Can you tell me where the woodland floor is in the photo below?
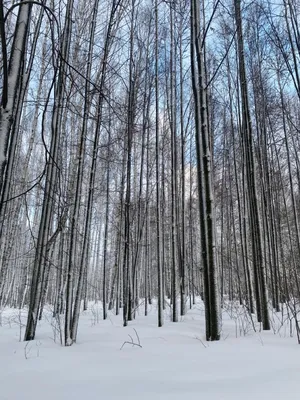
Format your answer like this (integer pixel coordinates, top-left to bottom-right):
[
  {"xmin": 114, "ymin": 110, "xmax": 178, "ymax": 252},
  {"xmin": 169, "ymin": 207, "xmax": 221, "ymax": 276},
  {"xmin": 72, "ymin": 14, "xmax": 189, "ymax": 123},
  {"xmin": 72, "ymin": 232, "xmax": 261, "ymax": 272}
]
[{"xmin": 0, "ymin": 300, "xmax": 299, "ymax": 400}]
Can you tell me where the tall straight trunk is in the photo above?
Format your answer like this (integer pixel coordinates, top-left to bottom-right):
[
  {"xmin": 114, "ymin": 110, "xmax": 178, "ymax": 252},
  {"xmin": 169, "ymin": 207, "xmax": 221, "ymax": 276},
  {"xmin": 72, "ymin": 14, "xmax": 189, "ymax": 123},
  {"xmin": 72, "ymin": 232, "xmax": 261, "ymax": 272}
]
[
  {"xmin": 102, "ymin": 114, "xmax": 111, "ymax": 321},
  {"xmin": 189, "ymin": 137, "xmax": 196, "ymax": 305},
  {"xmin": 123, "ymin": 0, "xmax": 136, "ymax": 326},
  {"xmin": 130, "ymin": 26, "xmax": 152, "ymax": 316},
  {"xmin": 191, "ymin": 0, "xmax": 220, "ymax": 341},
  {"xmin": 64, "ymin": 0, "xmax": 99, "ymax": 343},
  {"xmin": 234, "ymin": 0, "xmax": 270, "ymax": 330},
  {"xmin": 179, "ymin": 11, "xmax": 186, "ymax": 316},
  {"xmin": 116, "ymin": 144, "xmax": 127, "ymax": 316},
  {"xmin": 155, "ymin": 0, "xmax": 163, "ymax": 327},
  {"xmin": 144, "ymin": 121, "xmax": 151, "ymax": 317},
  {"xmin": 169, "ymin": 3, "xmax": 178, "ymax": 323}
]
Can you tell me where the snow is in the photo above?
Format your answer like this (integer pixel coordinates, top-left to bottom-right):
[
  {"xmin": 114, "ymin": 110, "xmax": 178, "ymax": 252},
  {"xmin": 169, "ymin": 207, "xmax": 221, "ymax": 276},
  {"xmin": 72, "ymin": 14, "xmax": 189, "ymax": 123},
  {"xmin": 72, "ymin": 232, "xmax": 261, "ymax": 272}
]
[{"xmin": 0, "ymin": 302, "xmax": 299, "ymax": 400}]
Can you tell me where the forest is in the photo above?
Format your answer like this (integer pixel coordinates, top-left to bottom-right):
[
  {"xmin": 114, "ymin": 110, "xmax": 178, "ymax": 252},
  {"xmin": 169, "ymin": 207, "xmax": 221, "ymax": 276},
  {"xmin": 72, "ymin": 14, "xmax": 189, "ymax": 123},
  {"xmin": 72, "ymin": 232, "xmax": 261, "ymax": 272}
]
[{"xmin": 0, "ymin": 0, "xmax": 300, "ymax": 351}]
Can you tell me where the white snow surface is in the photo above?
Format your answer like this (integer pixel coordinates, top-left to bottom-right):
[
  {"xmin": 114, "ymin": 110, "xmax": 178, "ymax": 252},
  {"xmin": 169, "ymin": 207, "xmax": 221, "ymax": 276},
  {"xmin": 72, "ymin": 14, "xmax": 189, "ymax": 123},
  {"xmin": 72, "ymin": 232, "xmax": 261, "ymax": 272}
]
[{"xmin": 0, "ymin": 302, "xmax": 299, "ymax": 400}]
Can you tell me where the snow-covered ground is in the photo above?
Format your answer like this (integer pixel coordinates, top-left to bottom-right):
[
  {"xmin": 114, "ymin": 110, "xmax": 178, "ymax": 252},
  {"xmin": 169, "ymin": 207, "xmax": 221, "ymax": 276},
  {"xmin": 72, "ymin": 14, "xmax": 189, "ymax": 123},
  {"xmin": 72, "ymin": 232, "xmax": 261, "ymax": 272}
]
[{"xmin": 0, "ymin": 301, "xmax": 299, "ymax": 400}]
